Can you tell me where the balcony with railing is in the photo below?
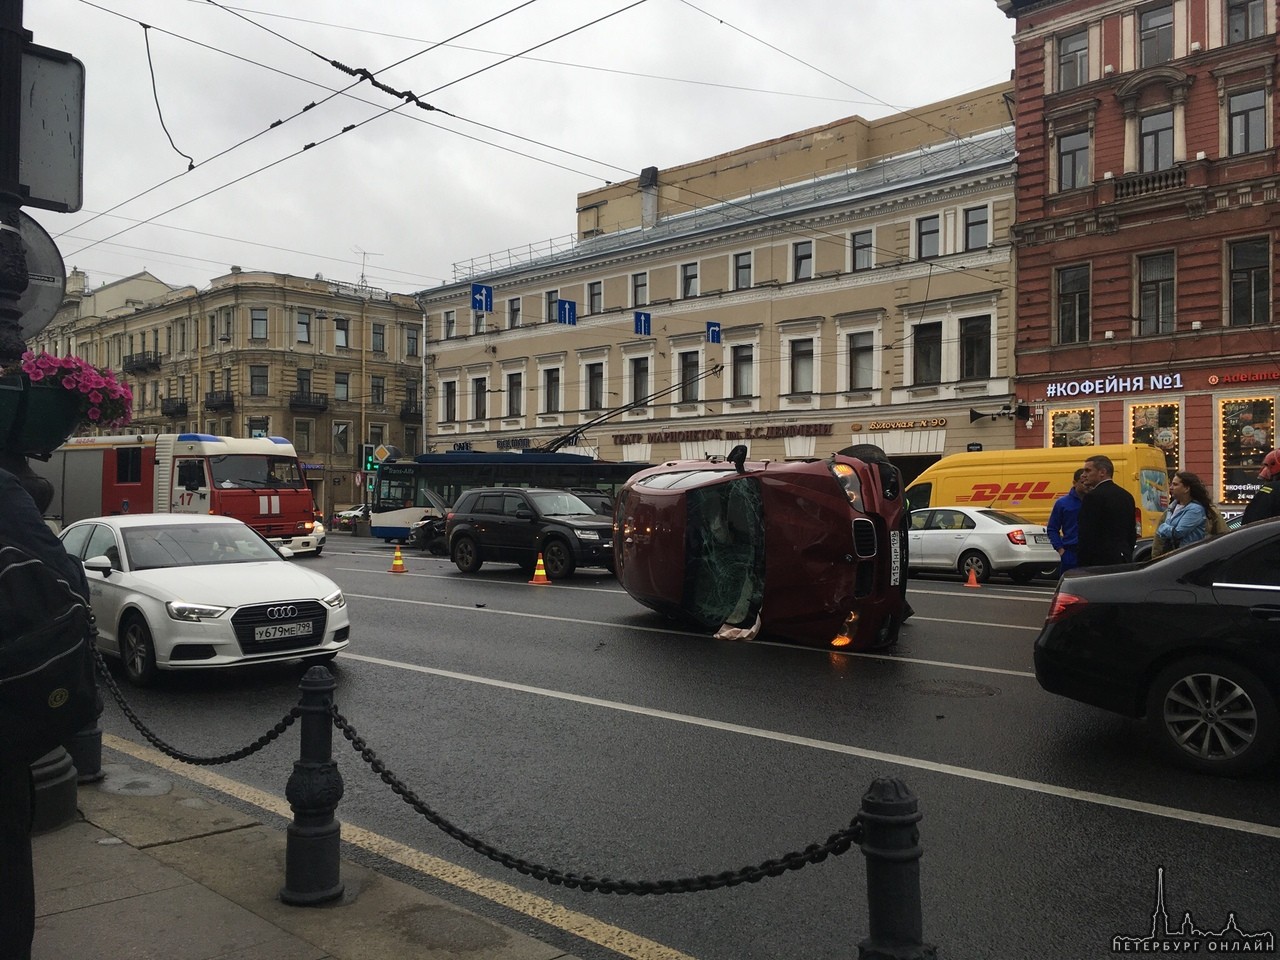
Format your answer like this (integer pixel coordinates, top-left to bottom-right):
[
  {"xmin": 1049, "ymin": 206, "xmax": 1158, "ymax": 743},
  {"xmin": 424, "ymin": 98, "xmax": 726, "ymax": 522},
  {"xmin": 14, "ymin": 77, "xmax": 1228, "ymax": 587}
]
[
  {"xmin": 122, "ymin": 351, "xmax": 162, "ymax": 373},
  {"xmin": 160, "ymin": 398, "xmax": 188, "ymax": 417},
  {"xmin": 289, "ymin": 391, "xmax": 329, "ymax": 412},
  {"xmin": 399, "ymin": 401, "xmax": 422, "ymax": 422},
  {"xmin": 1112, "ymin": 167, "xmax": 1187, "ymax": 200},
  {"xmin": 204, "ymin": 391, "xmax": 235, "ymax": 412}
]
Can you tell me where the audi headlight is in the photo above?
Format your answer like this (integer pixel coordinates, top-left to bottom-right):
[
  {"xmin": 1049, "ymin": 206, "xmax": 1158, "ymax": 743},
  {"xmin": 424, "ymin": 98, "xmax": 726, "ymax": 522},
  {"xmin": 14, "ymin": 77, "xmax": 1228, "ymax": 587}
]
[
  {"xmin": 574, "ymin": 529, "xmax": 600, "ymax": 540},
  {"xmin": 322, "ymin": 589, "xmax": 346, "ymax": 608},
  {"xmin": 166, "ymin": 601, "xmax": 229, "ymax": 622}
]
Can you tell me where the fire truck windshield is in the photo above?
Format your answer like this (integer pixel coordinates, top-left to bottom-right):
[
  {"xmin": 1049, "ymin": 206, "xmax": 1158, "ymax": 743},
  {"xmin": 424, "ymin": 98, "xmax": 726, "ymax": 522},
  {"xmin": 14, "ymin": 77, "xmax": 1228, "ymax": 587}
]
[{"xmin": 209, "ymin": 454, "xmax": 304, "ymax": 489}]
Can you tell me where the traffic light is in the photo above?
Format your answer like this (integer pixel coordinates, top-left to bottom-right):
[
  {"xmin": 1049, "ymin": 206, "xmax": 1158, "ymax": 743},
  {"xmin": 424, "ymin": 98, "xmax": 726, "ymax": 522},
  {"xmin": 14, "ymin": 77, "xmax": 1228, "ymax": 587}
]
[{"xmin": 362, "ymin": 443, "xmax": 377, "ymax": 472}]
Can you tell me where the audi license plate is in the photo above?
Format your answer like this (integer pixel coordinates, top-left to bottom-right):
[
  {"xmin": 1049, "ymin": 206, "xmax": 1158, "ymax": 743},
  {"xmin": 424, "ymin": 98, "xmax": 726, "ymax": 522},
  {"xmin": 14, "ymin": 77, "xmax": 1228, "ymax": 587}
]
[{"xmin": 254, "ymin": 621, "xmax": 313, "ymax": 641}]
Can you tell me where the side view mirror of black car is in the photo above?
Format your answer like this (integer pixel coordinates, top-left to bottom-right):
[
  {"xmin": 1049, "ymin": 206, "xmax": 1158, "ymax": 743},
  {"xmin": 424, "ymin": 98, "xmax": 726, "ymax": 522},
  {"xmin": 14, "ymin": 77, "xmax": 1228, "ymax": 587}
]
[{"xmin": 515, "ymin": 509, "xmax": 534, "ymax": 520}]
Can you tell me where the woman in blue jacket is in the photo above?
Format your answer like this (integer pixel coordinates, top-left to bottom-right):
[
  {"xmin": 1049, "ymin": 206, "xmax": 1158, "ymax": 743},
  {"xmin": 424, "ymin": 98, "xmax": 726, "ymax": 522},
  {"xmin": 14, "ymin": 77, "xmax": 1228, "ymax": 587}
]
[{"xmin": 1153, "ymin": 471, "xmax": 1213, "ymax": 557}]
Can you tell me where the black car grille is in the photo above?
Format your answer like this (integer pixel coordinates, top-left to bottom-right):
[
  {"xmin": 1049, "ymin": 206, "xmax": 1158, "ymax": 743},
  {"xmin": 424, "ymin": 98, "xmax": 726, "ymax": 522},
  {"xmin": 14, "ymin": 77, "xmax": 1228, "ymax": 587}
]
[
  {"xmin": 231, "ymin": 600, "xmax": 328, "ymax": 654},
  {"xmin": 852, "ymin": 517, "xmax": 878, "ymax": 559}
]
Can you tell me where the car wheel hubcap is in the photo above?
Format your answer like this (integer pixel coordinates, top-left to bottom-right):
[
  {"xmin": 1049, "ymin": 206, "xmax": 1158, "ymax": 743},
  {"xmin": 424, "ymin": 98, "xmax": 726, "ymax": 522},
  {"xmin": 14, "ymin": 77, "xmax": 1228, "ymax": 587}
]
[
  {"xmin": 125, "ymin": 628, "xmax": 148, "ymax": 676},
  {"xmin": 1163, "ymin": 672, "xmax": 1257, "ymax": 761}
]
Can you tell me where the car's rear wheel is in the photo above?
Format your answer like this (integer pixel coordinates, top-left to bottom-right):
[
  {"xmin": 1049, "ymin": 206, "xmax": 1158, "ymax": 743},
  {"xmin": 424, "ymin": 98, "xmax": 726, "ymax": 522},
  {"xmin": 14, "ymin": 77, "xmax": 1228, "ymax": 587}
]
[
  {"xmin": 120, "ymin": 613, "xmax": 159, "ymax": 687},
  {"xmin": 1146, "ymin": 656, "xmax": 1279, "ymax": 776},
  {"xmin": 312, "ymin": 546, "xmax": 324, "ymax": 557},
  {"xmin": 542, "ymin": 539, "xmax": 576, "ymax": 580},
  {"xmin": 957, "ymin": 550, "xmax": 991, "ymax": 584},
  {"xmin": 452, "ymin": 536, "xmax": 482, "ymax": 573}
]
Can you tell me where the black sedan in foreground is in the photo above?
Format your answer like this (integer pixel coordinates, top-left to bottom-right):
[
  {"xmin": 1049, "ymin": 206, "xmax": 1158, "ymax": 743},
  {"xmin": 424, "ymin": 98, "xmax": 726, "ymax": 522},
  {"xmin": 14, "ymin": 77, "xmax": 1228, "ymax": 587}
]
[{"xmin": 1035, "ymin": 518, "xmax": 1280, "ymax": 776}]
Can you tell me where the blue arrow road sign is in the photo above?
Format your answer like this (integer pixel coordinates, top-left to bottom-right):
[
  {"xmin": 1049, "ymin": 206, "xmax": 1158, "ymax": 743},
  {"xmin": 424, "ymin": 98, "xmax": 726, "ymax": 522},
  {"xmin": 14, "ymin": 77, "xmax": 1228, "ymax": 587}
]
[
  {"xmin": 634, "ymin": 311, "xmax": 651, "ymax": 336},
  {"xmin": 706, "ymin": 321, "xmax": 721, "ymax": 344},
  {"xmin": 471, "ymin": 283, "xmax": 493, "ymax": 313},
  {"xmin": 558, "ymin": 300, "xmax": 577, "ymax": 325}
]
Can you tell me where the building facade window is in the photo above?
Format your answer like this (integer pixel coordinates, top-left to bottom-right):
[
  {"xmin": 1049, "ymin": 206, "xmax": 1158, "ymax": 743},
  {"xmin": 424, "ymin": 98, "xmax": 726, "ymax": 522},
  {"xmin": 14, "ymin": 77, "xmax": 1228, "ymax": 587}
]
[
  {"xmin": 1221, "ymin": 397, "xmax": 1275, "ymax": 501},
  {"xmin": 793, "ymin": 240, "xmax": 813, "ymax": 280},
  {"xmin": 1058, "ymin": 30, "xmax": 1088, "ymax": 91},
  {"xmin": 1140, "ymin": 110, "xmax": 1174, "ymax": 172},
  {"xmin": 587, "ymin": 281, "xmax": 603, "ymax": 314},
  {"xmin": 371, "ymin": 323, "xmax": 385, "ymax": 352},
  {"xmin": 335, "ymin": 317, "xmax": 350, "ymax": 348},
  {"xmin": 296, "ymin": 369, "xmax": 312, "ymax": 394},
  {"xmin": 847, "ymin": 332, "xmax": 874, "ymax": 391},
  {"xmin": 1132, "ymin": 403, "xmax": 1180, "ymax": 473},
  {"xmin": 1137, "ymin": 253, "xmax": 1175, "ymax": 335},
  {"xmin": 250, "ymin": 308, "xmax": 268, "ymax": 340},
  {"xmin": 543, "ymin": 368, "xmax": 561, "ymax": 413},
  {"xmin": 333, "ymin": 421, "xmax": 350, "ymax": 455},
  {"xmin": 506, "ymin": 372, "xmax": 522, "ymax": 417},
  {"xmin": 471, "ymin": 377, "xmax": 486, "ymax": 420},
  {"xmin": 294, "ymin": 419, "xmax": 312, "ymax": 453},
  {"xmin": 681, "ymin": 263, "xmax": 699, "ymax": 298},
  {"xmin": 369, "ymin": 424, "xmax": 385, "ymax": 447},
  {"xmin": 1051, "ymin": 408, "xmax": 1095, "ymax": 448},
  {"xmin": 679, "ymin": 351, "xmax": 699, "ymax": 402},
  {"xmin": 545, "ymin": 290, "xmax": 559, "ymax": 322},
  {"xmin": 964, "ymin": 206, "xmax": 989, "ymax": 250},
  {"xmin": 916, "ymin": 215, "xmax": 940, "ymax": 259},
  {"xmin": 1228, "ymin": 0, "xmax": 1265, "ymax": 43},
  {"xmin": 851, "ymin": 230, "xmax": 873, "ymax": 271},
  {"xmin": 296, "ymin": 311, "xmax": 311, "ymax": 343},
  {"xmin": 507, "ymin": 297, "xmax": 522, "ymax": 328},
  {"xmin": 371, "ymin": 376, "xmax": 385, "ymax": 405},
  {"xmin": 334, "ymin": 372, "xmax": 349, "ymax": 401},
  {"xmin": 406, "ymin": 326, "xmax": 419, "ymax": 357},
  {"xmin": 731, "ymin": 345, "xmax": 753, "ymax": 398},
  {"xmin": 1229, "ymin": 238, "xmax": 1270, "ymax": 326},
  {"xmin": 442, "ymin": 381, "xmax": 457, "ymax": 422},
  {"xmin": 473, "ymin": 311, "xmax": 486, "ymax": 335},
  {"xmin": 959, "ymin": 316, "xmax": 991, "ymax": 380},
  {"xmin": 630, "ymin": 356, "xmax": 650, "ymax": 405},
  {"xmin": 1140, "ymin": 5, "xmax": 1173, "ymax": 67},
  {"xmin": 1228, "ymin": 88, "xmax": 1266, "ymax": 156},
  {"xmin": 789, "ymin": 338, "xmax": 813, "ymax": 394},
  {"xmin": 250, "ymin": 365, "xmax": 268, "ymax": 396},
  {"xmin": 1057, "ymin": 129, "xmax": 1091, "ymax": 191},
  {"xmin": 631, "ymin": 274, "xmax": 648, "ymax": 307},
  {"xmin": 404, "ymin": 427, "xmax": 418, "ymax": 455},
  {"xmin": 733, "ymin": 252, "xmax": 752, "ymax": 290},
  {"xmin": 1057, "ymin": 265, "xmax": 1091, "ymax": 344},
  {"xmin": 912, "ymin": 322, "xmax": 942, "ymax": 385},
  {"xmin": 586, "ymin": 363, "xmax": 604, "ymax": 410},
  {"xmin": 442, "ymin": 310, "xmax": 456, "ymax": 339}
]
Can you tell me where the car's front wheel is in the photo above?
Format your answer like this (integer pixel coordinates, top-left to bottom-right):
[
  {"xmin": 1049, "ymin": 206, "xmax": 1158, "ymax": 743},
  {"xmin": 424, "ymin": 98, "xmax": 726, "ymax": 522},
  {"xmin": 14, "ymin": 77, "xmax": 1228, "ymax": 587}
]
[
  {"xmin": 120, "ymin": 613, "xmax": 159, "ymax": 687},
  {"xmin": 1146, "ymin": 656, "xmax": 1279, "ymax": 776},
  {"xmin": 542, "ymin": 538, "xmax": 576, "ymax": 580},
  {"xmin": 452, "ymin": 536, "xmax": 482, "ymax": 573},
  {"xmin": 957, "ymin": 550, "xmax": 991, "ymax": 584}
]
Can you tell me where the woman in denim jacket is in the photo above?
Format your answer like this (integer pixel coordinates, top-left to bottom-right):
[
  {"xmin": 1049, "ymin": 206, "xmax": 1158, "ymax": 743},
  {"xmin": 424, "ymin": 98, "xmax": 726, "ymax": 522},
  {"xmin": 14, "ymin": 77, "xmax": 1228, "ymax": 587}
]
[{"xmin": 1153, "ymin": 472, "xmax": 1213, "ymax": 557}]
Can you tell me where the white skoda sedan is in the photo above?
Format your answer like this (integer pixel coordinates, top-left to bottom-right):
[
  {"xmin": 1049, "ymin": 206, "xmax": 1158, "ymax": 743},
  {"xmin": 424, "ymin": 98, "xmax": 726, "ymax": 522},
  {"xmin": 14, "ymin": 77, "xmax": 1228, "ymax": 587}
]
[
  {"xmin": 907, "ymin": 505, "xmax": 1060, "ymax": 584},
  {"xmin": 59, "ymin": 514, "xmax": 349, "ymax": 685}
]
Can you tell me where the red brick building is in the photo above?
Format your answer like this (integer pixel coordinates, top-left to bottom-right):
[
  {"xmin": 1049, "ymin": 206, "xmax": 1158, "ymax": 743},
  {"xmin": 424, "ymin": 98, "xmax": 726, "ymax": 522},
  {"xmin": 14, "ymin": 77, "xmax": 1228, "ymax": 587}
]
[{"xmin": 998, "ymin": 0, "xmax": 1280, "ymax": 507}]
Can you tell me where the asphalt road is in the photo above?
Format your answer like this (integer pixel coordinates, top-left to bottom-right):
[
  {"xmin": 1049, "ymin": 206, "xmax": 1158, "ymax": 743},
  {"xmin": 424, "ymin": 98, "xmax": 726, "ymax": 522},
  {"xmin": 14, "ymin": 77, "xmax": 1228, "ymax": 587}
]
[{"xmin": 99, "ymin": 535, "xmax": 1280, "ymax": 960}]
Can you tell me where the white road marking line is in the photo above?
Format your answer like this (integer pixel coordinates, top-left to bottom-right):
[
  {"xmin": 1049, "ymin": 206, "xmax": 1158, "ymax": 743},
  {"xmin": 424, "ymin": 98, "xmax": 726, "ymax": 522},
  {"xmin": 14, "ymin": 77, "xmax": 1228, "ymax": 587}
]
[
  {"xmin": 338, "ymin": 652, "xmax": 1280, "ymax": 841},
  {"xmin": 101, "ymin": 734, "xmax": 699, "ymax": 960}
]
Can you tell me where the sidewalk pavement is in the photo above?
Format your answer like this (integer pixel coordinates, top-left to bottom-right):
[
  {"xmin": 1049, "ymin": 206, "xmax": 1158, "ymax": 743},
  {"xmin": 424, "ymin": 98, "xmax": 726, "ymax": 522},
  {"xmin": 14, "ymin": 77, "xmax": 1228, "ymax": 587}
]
[{"xmin": 32, "ymin": 761, "xmax": 584, "ymax": 960}]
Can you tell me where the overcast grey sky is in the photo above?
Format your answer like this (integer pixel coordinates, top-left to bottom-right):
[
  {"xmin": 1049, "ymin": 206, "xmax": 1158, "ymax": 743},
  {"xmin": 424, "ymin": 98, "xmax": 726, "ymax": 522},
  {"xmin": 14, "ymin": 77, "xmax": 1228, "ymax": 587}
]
[{"xmin": 24, "ymin": 0, "xmax": 1015, "ymax": 296}]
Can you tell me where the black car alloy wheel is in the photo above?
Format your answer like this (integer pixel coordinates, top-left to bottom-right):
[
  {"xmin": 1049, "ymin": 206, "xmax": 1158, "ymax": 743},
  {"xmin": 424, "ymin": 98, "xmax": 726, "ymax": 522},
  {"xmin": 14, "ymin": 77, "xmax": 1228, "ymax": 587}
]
[{"xmin": 1147, "ymin": 656, "xmax": 1279, "ymax": 776}]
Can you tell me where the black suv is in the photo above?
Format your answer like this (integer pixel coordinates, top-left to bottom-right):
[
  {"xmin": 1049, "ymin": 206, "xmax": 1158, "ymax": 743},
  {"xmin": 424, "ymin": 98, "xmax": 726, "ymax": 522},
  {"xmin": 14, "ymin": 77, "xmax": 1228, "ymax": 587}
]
[{"xmin": 446, "ymin": 487, "xmax": 615, "ymax": 579}]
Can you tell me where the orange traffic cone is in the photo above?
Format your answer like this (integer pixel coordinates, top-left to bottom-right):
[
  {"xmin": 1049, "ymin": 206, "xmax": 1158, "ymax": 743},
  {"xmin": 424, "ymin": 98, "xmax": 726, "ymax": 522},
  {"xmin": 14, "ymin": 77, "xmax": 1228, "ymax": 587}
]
[
  {"xmin": 528, "ymin": 553, "xmax": 551, "ymax": 585},
  {"xmin": 963, "ymin": 566, "xmax": 980, "ymax": 589},
  {"xmin": 389, "ymin": 545, "xmax": 406, "ymax": 574}
]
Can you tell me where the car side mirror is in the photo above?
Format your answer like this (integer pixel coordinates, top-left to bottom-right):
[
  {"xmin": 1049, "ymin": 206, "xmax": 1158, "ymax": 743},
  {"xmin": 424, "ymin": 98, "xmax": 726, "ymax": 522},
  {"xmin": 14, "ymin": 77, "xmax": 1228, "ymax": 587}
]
[
  {"xmin": 84, "ymin": 555, "xmax": 114, "ymax": 575},
  {"xmin": 515, "ymin": 509, "xmax": 534, "ymax": 521}
]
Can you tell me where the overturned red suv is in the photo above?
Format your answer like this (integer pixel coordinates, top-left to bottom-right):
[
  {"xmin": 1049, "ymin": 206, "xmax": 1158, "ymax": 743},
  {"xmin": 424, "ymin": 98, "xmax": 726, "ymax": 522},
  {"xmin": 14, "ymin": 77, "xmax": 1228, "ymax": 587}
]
[{"xmin": 614, "ymin": 446, "xmax": 908, "ymax": 649}]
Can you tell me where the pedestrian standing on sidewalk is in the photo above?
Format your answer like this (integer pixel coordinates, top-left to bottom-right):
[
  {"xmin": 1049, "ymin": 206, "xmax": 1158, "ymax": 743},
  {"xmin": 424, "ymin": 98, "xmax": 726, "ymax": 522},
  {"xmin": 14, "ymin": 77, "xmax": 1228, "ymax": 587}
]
[
  {"xmin": 1047, "ymin": 469, "xmax": 1088, "ymax": 575},
  {"xmin": 1151, "ymin": 472, "xmax": 1211, "ymax": 557},
  {"xmin": 1076, "ymin": 454, "xmax": 1137, "ymax": 567},
  {"xmin": 0, "ymin": 461, "xmax": 93, "ymax": 960},
  {"xmin": 1241, "ymin": 449, "xmax": 1280, "ymax": 525}
]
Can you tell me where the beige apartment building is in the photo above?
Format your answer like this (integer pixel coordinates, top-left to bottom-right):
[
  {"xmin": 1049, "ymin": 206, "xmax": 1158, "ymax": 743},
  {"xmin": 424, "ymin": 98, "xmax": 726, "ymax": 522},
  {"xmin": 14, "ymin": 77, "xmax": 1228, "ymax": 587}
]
[
  {"xmin": 417, "ymin": 82, "xmax": 1020, "ymax": 481},
  {"xmin": 32, "ymin": 268, "xmax": 426, "ymax": 514}
]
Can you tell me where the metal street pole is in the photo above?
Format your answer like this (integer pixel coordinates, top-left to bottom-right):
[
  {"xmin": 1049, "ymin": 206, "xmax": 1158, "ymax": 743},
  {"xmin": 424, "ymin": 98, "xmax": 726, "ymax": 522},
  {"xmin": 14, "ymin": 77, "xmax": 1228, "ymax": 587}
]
[{"xmin": 0, "ymin": 0, "xmax": 30, "ymax": 364}]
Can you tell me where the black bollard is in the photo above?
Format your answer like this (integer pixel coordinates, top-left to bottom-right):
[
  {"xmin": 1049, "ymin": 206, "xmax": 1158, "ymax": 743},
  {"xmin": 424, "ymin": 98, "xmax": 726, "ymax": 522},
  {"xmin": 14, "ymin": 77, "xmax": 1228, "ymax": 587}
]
[
  {"xmin": 30, "ymin": 747, "xmax": 78, "ymax": 834},
  {"xmin": 280, "ymin": 665, "xmax": 345, "ymax": 905},
  {"xmin": 857, "ymin": 778, "xmax": 937, "ymax": 960}
]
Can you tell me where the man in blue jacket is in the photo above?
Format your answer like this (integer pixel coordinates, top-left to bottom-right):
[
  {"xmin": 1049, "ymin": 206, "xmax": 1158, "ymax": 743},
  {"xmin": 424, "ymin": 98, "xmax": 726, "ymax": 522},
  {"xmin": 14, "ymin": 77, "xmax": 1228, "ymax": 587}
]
[{"xmin": 1048, "ymin": 469, "xmax": 1088, "ymax": 575}]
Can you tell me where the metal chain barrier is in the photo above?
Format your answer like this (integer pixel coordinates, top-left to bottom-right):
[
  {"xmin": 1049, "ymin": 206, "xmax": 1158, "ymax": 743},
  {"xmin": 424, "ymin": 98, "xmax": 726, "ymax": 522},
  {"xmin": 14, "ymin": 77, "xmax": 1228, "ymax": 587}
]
[
  {"xmin": 330, "ymin": 705, "xmax": 864, "ymax": 895},
  {"xmin": 93, "ymin": 648, "xmax": 300, "ymax": 766}
]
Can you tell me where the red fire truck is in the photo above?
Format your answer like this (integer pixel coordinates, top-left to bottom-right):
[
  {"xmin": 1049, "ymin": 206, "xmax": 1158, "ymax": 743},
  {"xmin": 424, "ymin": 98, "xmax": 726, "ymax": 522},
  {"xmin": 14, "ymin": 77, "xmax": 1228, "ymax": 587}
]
[{"xmin": 33, "ymin": 433, "xmax": 323, "ymax": 555}]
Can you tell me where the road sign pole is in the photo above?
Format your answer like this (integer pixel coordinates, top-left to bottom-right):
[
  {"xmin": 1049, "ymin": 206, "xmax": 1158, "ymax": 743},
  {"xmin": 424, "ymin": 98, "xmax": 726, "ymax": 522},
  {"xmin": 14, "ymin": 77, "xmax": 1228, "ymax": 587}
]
[{"xmin": 0, "ymin": 0, "xmax": 29, "ymax": 362}]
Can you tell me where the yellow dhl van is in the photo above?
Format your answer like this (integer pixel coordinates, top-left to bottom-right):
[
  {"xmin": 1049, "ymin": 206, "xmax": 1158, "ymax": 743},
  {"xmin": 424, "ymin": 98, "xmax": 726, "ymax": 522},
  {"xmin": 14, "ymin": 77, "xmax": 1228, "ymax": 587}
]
[{"xmin": 904, "ymin": 444, "xmax": 1169, "ymax": 537}]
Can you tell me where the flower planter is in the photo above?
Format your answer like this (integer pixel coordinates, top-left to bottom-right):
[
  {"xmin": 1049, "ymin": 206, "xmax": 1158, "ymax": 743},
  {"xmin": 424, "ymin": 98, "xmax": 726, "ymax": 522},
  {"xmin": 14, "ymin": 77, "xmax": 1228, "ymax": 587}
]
[{"xmin": 0, "ymin": 375, "xmax": 84, "ymax": 457}]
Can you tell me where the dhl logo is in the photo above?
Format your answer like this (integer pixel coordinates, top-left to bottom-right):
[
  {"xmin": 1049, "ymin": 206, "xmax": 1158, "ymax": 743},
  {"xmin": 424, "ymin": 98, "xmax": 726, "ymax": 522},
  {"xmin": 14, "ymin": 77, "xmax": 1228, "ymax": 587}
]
[{"xmin": 957, "ymin": 481, "xmax": 1058, "ymax": 504}]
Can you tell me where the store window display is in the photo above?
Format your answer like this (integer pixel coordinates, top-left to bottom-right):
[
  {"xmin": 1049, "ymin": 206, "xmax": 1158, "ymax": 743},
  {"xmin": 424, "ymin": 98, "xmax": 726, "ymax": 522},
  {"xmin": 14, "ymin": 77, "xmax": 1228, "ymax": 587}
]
[
  {"xmin": 1221, "ymin": 397, "xmax": 1275, "ymax": 504},
  {"xmin": 1131, "ymin": 403, "xmax": 1179, "ymax": 473}
]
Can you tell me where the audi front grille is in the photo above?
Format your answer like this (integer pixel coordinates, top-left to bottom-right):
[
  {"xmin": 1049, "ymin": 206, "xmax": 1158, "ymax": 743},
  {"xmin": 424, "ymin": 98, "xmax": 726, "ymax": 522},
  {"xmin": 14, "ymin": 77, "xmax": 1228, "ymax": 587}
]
[{"xmin": 231, "ymin": 599, "xmax": 328, "ymax": 654}]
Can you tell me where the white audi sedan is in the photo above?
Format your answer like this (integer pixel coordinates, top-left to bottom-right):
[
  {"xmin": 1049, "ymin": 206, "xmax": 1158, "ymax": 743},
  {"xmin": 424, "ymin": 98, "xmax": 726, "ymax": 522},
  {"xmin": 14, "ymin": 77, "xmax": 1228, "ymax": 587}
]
[
  {"xmin": 58, "ymin": 514, "xmax": 349, "ymax": 685},
  {"xmin": 907, "ymin": 505, "xmax": 1060, "ymax": 584}
]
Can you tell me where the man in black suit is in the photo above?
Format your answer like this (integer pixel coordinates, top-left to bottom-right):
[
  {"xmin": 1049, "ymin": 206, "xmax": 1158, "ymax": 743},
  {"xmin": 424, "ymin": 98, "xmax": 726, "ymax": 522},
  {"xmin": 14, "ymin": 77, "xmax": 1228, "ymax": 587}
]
[{"xmin": 1076, "ymin": 454, "xmax": 1137, "ymax": 567}]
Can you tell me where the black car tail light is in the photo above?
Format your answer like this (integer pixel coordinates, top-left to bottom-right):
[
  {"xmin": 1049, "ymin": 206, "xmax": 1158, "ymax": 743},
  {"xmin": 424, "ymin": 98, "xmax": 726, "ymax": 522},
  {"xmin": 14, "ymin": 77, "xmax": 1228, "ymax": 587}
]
[{"xmin": 1046, "ymin": 591, "xmax": 1087, "ymax": 623}]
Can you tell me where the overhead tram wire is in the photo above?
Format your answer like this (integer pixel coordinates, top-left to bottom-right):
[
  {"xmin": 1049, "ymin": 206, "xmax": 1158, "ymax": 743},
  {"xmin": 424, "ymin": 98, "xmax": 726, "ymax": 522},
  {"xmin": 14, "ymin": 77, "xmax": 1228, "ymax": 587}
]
[{"xmin": 61, "ymin": 0, "xmax": 650, "ymax": 265}]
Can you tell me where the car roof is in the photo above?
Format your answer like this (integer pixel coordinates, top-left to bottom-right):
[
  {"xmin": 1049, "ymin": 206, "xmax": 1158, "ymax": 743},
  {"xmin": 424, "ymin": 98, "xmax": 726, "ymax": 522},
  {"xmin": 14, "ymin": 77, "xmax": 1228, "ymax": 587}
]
[
  {"xmin": 461, "ymin": 487, "xmax": 566, "ymax": 496},
  {"xmin": 68, "ymin": 514, "xmax": 248, "ymax": 529}
]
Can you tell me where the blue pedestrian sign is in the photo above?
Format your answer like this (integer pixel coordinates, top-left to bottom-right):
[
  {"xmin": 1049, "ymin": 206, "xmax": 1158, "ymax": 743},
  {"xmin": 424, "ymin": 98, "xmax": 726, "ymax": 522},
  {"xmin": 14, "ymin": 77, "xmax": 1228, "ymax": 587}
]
[
  {"xmin": 471, "ymin": 283, "xmax": 493, "ymax": 313},
  {"xmin": 634, "ymin": 311, "xmax": 651, "ymax": 336},
  {"xmin": 557, "ymin": 299, "xmax": 577, "ymax": 325},
  {"xmin": 706, "ymin": 321, "xmax": 721, "ymax": 344}
]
